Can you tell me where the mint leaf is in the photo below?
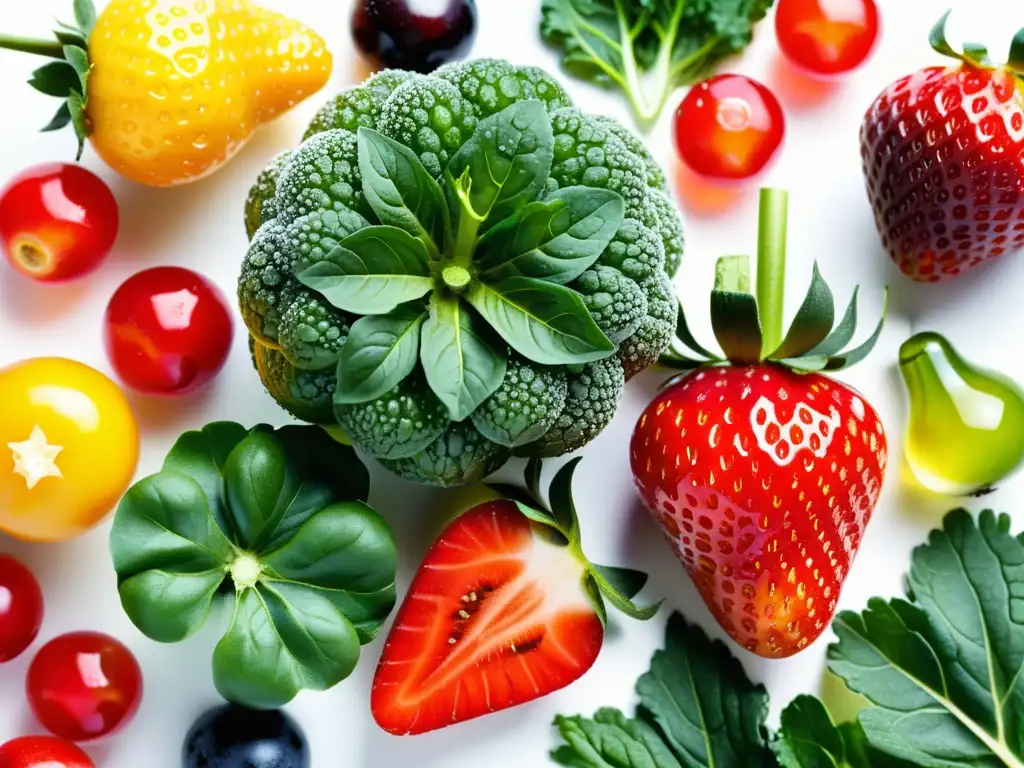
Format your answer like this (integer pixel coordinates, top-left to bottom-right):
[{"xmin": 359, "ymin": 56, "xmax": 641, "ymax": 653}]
[
  {"xmin": 296, "ymin": 226, "xmax": 432, "ymax": 315},
  {"xmin": 476, "ymin": 187, "xmax": 625, "ymax": 285},
  {"xmin": 358, "ymin": 127, "xmax": 450, "ymax": 257},
  {"xmin": 335, "ymin": 306, "xmax": 426, "ymax": 405},
  {"xmin": 466, "ymin": 276, "xmax": 615, "ymax": 365},
  {"xmin": 419, "ymin": 297, "xmax": 507, "ymax": 421},
  {"xmin": 552, "ymin": 709, "xmax": 682, "ymax": 767},
  {"xmin": 827, "ymin": 509, "xmax": 1024, "ymax": 768}
]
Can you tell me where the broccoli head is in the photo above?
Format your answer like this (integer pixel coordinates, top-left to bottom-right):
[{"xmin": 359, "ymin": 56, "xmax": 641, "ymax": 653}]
[
  {"xmin": 238, "ymin": 62, "xmax": 684, "ymax": 487},
  {"xmin": 245, "ymin": 150, "xmax": 291, "ymax": 240}
]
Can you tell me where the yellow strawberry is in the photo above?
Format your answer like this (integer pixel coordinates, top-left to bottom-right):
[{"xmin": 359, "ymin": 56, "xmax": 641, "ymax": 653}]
[{"xmin": 0, "ymin": 0, "xmax": 332, "ymax": 186}]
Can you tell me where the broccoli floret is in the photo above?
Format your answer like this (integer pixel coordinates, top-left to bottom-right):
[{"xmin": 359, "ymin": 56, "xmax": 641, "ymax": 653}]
[
  {"xmin": 304, "ymin": 70, "xmax": 415, "ymax": 140},
  {"xmin": 573, "ymin": 265, "xmax": 647, "ymax": 344},
  {"xmin": 286, "ymin": 208, "xmax": 371, "ymax": 269},
  {"xmin": 278, "ymin": 295, "xmax": 349, "ymax": 370},
  {"xmin": 378, "ymin": 77, "xmax": 479, "ymax": 177},
  {"xmin": 471, "ymin": 358, "xmax": 568, "ymax": 447},
  {"xmin": 273, "ymin": 129, "xmax": 372, "ymax": 224},
  {"xmin": 650, "ymin": 189, "xmax": 684, "ymax": 277},
  {"xmin": 335, "ymin": 376, "xmax": 449, "ymax": 460},
  {"xmin": 523, "ymin": 357, "xmax": 626, "ymax": 458},
  {"xmin": 238, "ymin": 221, "xmax": 299, "ymax": 344},
  {"xmin": 595, "ymin": 116, "xmax": 667, "ymax": 192},
  {"xmin": 251, "ymin": 339, "xmax": 336, "ymax": 424},
  {"xmin": 436, "ymin": 59, "xmax": 573, "ymax": 117},
  {"xmin": 245, "ymin": 151, "xmax": 291, "ymax": 240},
  {"xmin": 599, "ymin": 218, "xmax": 667, "ymax": 283},
  {"xmin": 619, "ymin": 270, "xmax": 678, "ymax": 380},
  {"xmin": 380, "ymin": 420, "xmax": 509, "ymax": 487},
  {"xmin": 549, "ymin": 109, "xmax": 650, "ymax": 223}
]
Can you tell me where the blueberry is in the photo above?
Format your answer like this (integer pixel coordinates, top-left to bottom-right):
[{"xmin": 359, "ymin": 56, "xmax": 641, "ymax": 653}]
[
  {"xmin": 352, "ymin": 0, "xmax": 478, "ymax": 74},
  {"xmin": 182, "ymin": 704, "xmax": 309, "ymax": 768}
]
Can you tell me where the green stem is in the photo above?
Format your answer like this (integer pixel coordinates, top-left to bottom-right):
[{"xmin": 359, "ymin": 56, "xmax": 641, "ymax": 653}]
[
  {"xmin": 0, "ymin": 34, "xmax": 66, "ymax": 59},
  {"xmin": 453, "ymin": 206, "xmax": 483, "ymax": 269},
  {"xmin": 1009, "ymin": 27, "xmax": 1024, "ymax": 72},
  {"xmin": 715, "ymin": 255, "xmax": 751, "ymax": 293},
  {"xmin": 756, "ymin": 188, "xmax": 789, "ymax": 359}
]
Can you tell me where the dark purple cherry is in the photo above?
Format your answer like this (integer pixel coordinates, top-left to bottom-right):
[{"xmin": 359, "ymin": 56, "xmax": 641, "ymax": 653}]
[{"xmin": 352, "ymin": 0, "xmax": 478, "ymax": 74}]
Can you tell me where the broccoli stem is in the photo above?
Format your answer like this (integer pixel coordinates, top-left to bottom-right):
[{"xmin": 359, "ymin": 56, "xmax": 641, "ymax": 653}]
[{"xmin": 755, "ymin": 188, "xmax": 790, "ymax": 359}]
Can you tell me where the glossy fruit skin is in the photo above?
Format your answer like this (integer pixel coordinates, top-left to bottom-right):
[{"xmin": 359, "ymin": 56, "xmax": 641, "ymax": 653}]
[
  {"xmin": 674, "ymin": 74, "xmax": 785, "ymax": 180},
  {"xmin": 0, "ymin": 164, "xmax": 118, "ymax": 282},
  {"xmin": 861, "ymin": 65, "xmax": 1024, "ymax": 281},
  {"xmin": 183, "ymin": 704, "xmax": 308, "ymax": 768},
  {"xmin": 775, "ymin": 0, "xmax": 879, "ymax": 76},
  {"xmin": 0, "ymin": 555, "xmax": 44, "ymax": 663},
  {"xmin": 104, "ymin": 266, "xmax": 234, "ymax": 396},
  {"xmin": 631, "ymin": 366, "xmax": 887, "ymax": 658},
  {"xmin": 900, "ymin": 332, "xmax": 1024, "ymax": 495},
  {"xmin": 87, "ymin": 0, "xmax": 332, "ymax": 187},
  {"xmin": 352, "ymin": 0, "xmax": 478, "ymax": 74},
  {"xmin": 371, "ymin": 500, "xmax": 603, "ymax": 735},
  {"xmin": 0, "ymin": 358, "xmax": 140, "ymax": 542},
  {"xmin": 26, "ymin": 631, "xmax": 143, "ymax": 743},
  {"xmin": 0, "ymin": 736, "xmax": 94, "ymax": 768}
]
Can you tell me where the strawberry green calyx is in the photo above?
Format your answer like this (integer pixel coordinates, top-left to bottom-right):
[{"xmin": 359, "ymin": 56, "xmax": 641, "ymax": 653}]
[
  {"xmin": 486, "ymin": 458, "xmax": 661, "ymax": 625},
  {"xmin": 661, "ymin": 188, "xmax": 888, "ymax": 374},
  {"xmin": 0, "ymin": 0, "xmax": 96, "ymax": 158},
  {"xmin": 928, "ymin": 9, "xmax": 1023, "ymax": 74}
]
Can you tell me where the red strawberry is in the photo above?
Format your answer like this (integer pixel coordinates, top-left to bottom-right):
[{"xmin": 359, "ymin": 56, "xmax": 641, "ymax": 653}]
[
  {"xmin": 371, "ymin": 459, "xmax": 658, "ymax": 735},
  {"xmin": 860, "ymin": 13, "xmax": 1024, "ymax": 282},
  {"xmin": 631, "ymin": 188, "xmax": 889, "ymax": 658}
]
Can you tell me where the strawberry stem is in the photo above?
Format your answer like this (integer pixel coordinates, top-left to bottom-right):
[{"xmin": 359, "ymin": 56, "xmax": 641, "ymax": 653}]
[
  {"xmin": 0, "ymin": 35, "xmax": 65, "ymax": 59},
  {"xmin": 755, "ymin": 188, "xmax": 789, "ymax": 360}
]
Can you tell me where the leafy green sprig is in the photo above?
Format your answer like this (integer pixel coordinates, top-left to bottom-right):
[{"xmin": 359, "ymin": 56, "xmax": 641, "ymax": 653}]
[
  {"xmin": 0, "ymin": 0, "xmax": 98, "ymax": 157},
  {"xmin": 551, "ymin": 508, "xmax": 1024, "ymax": 768},
  {"xmin": 540, "ymin": 0, "xmax": 773, "ymax": 128},
  {"xmin": 661, "ymin": 188, "xmax": 888, "ymax": 376},
  {"xmin": 297, "ymin": 99, "xmax": 624, "ymax": 422}
]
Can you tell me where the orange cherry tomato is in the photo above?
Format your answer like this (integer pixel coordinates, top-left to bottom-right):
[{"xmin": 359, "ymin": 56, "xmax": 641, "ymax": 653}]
[{"xmin": 0, "ymin": 358, "xmax": 139, "ymax": 542}]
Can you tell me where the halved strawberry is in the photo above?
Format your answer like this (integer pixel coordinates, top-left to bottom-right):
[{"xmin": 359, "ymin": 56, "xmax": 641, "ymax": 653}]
[{"xmin": 371, "ymin": 459, "xmax": 658, "ymax": 736}]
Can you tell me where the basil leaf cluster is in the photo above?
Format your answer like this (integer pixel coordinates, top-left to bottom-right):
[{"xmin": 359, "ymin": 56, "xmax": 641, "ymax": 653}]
[
  {"xmin": 239, "ymin": 60, "xmax": 684, "ymax": 487},
  {"xmin": 109, "ymin": 422, "xmax": 398, "ymax": 710}
]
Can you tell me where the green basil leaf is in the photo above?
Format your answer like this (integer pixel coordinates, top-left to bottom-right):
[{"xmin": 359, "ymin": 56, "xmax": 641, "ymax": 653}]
[
  {"xmin": 212, "ymin": 582, "xmax": 361, "ymax": 709},
  {"xmin": 827, "ymin": 509, "xmax": 1024, "ymax": 768},
  {"xmin": 28, "ymin": 61, "xmax": 81, "ymax": 98},
  {"xmin": 73, "ymin": 0, "xmax": 97, "ymax": 35},
  {"xmin": 357, "ymin": 127, "xmax": 450, "ymax": 256},
  {"xmin": 295, "ymin": 226, "xmax": 432, "ymax": 315},
  {"xmin": 420, "ymin": 297, "xmax": 507, "ymax": 421},
  {"xmin": 223, "ymin": 428, "xmax": 369, "ymax": 554},
  {"xmin": 552, "ymin": 708, "xmax": 682, "ymax": 768},
  {"xmin": 445, "ymin": 99, "xmax": 554, "ymax": 227},
  {"xmin": 774, "ymin": 695, "xmax": 849, "ymax": 768},
  {"xmin": 335, "ymin": 305, "xmax": 427, "ymax": 404},
  {"xmin": 636, "ymin": 613, "xmax": 776, "ymax": 767},
  {"xmin": 261, "ymin": 500, "xmax": 398, "ymax": 643},
  {"xmin": 162, "ymin": 421, "xmax": 250, "ymax": 543},
  {"xmin": 476, "ymin": 187, "xmax": 625, "ymax": 284},
  {"xmin": 466, "ymin": 277, "xmax": 615, "ymax": 365},
  {"xmin": 109, "ymin": 473, "xmax": 233, "ymax": 642}
]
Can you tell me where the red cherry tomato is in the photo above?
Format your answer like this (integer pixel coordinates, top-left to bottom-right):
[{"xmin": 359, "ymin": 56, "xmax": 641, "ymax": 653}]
[
  {"xmin": 0, "ymin": 736, "xmax": 93, "ymax": 768},
  {"xmin": 0, "ymin": 554, "xmax": 43, "ymax": 662},
  {"xmin": 26, "ymin": 631, "xmax": 143, "ymax": 743},
  {"xmin": 673, "ymin": 74, "xmax": 785, "ymax": 181},
  {"xmin": 103, "ymin": 266, "xmax": 234, "ymax": 396},
  {"xmin": 775, "ymin": 0, "xmax": 879, "ymax": 76},
  {"xmin": 0, "ymin": 164, "xmax": 118, "ymax": 282}
]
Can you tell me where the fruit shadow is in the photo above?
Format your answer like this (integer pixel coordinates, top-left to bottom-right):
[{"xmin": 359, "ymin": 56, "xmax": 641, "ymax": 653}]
[
  {"xmin": 671, "ymin": 160, "xmax": 750, "ymax": 218},
  {"xmin": 0, "ymin": 269, "xmax": 91, "ymax": 323},
  {"xmin": 122, "ymin": 379, "xmax": 226, "ymax": 433},
  {"xmin": 766, "ymin": 52, "xmax": 842, "ymax": 112}
]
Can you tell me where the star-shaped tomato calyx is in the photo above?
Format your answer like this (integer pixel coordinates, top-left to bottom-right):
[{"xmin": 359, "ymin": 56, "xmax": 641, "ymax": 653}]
[{"xmin": 8, "ymin": 425, "xmax": 64, "ymax": 490}]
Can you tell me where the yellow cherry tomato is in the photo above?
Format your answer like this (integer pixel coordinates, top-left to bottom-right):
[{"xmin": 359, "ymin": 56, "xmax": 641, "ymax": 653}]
[
  {"xmin": 0, "ymin": 0, "xmax": 332, "ymax": 187},
  {"xmin": 0, "ymin": 358, "xmax": 140, "ymax": 542}
]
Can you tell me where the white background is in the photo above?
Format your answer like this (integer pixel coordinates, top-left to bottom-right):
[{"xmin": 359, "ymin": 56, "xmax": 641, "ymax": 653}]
[{"xmin": 1, "ymin": 0, "xmax": 1022, "ymax": 765}]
